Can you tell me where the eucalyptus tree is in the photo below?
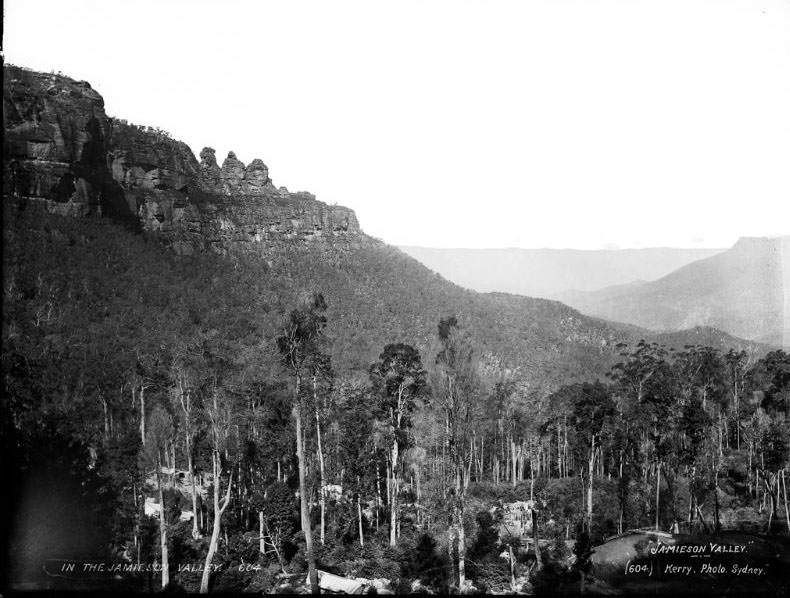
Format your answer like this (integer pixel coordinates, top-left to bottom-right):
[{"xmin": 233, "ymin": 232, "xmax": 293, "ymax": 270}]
[
  {"xmin": 370, "ymin": 342, "xmax": 428, "ymax": 546},
  {"xmin": 724, "ymin": 349, "xmax": 749, "ymax": 450},
  {"xmin": 199, "ymin": 379, "xmax": 236, "ymax": 594},
  {"xmin": 170, "ymin": 346, "xmax": 204, "ymax": 540},
  {"xmin": 434, "ymin": 316, "xmax": 482, "ymax": 590},
  {"xmin": 143, "ymin": 405, "xmax": 175, "ymax": 590},
  {"xmin": 275, "ymin": 292, "xmax": 329, "ymax": 594},
  {"xmin": 611, "ymin": 341, "xmax": 676, "ymax": 530},
  {"xmin": 566, "ymin": 382, "xmax": 615, "ymax": 532}
]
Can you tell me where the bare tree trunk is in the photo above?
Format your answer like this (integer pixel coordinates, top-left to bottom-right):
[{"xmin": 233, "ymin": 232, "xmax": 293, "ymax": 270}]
[
  {"xmin": 564, "ymin": 416, "xmax": 568, "ymax": 479},
  {"xmin": 375, "ymin": 463, "xmax": 381, "ymax": 531},
  {"xmin": 258, "ymin": 511, "xmax": 266, "ymax": 554},
  {"xmin": 188, "ymin": 441, "xmax": 200, "ymax": 539},
  {"xmin": 618, "ymin": 451, "xmax": 624, "ymax": 535},
  {"xmin": 480, "ymin": 435, "xmax": 484, "ymax": 482},
  {"xmin": 358, "ymin": 491, "xmax": 364, "ymax": 547},
  {"xmin": 293, "ymin": 381, "xmax": 319, "ymax": 595},
  {"xmin": 316, "ymin": 436, "xmax": 326, "ymax": 545},
  {"xmin": 157, "ymin": 455, "xmax": 169, "ymax": 589},
  {"xmin": 200, "ymin": 451, "xmax": 233, "ymax": 594},
  {"xmin": 171, "ymin": 441, "xmax": 177, "ymax": 486},
  {"xmin": 466, "ymin": 436, "xmax": 474, "ymax": 489},
  {"xmin": 714, "ymin": 469, "xmax": 721, "ymax": 534},
  {"xmin": 587, "ymin": 436, "xmax": 595, "ymax": 531},
  {"xmin": 764, "ymin": 474, "xmax": 778, "ymax": 532},
  {"xmin": 511, "ymin": 438, "xmax": 517, "ymax": 488},
  {"xmin": 416, "ymin": 465, "xmax": 423, "ymax": 526},
  {"xmin": 448, "ymin": 524, "xmax": 456, "ymax": 590},
  {"xmin": 386, "ymin": 455, "xmax": 391, "ymax": 509},
  {"xmin": 457, "ymin": 498, "xmax": 466, "ymax": 589},
  {"xmin": 178, "ymin": 384, "xmax": 201, "ymax": 540},
  {"xmin": 756, "ymin": 467, "xmax": 761, "ymax": 510},
  {"xmin": 530, "ymin": 449, "xmax": 535, "ymax": 502},
  {"xmin": 558, "ymin": 424, "xmax": 562, "ymax": 478},
  {"xmin": 390, "ymin": 439, "xmax": 399, "ymax": 547},
  {"xmin": 655, "ymin": 461, "xmax": 661, "ymax": 531},
  {"xmin": 782, "ymin": 469, "xmax": 790, "ymax": 533},
  {"xmin": 443, "ymin": 414, "xmax": 448, "ymax": 498},
  {"xmin": 102, "ymin": 396, "xmax": 109, "ymax": 446},
  {"xmin": 139, "ymin": 385, "xmax": 146, "ymax": 448},
  {"xmin": 313, "ymin": 374, "xmax": 326, "ymax": 546}
]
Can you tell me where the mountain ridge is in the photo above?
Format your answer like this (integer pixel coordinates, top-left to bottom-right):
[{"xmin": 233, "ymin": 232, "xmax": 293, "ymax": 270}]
[
  {"xmin": 557, "ymin": 236, "xmax": 789, "ymax": 347},
  {"xmin": 398, "ymin": 245, "xmax": 726, "ymax": 297}
]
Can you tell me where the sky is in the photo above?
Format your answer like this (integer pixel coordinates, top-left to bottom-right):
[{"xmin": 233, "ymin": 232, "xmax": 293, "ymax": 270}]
[{"xmin": 3, "ymin": 0, "xmax": 789, "ymax": 250}]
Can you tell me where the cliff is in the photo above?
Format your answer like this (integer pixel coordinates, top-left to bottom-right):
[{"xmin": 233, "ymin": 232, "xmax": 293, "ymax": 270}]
[{"xmin": 3, "ymin": 64, "xmax": 370, "ymax": 255}]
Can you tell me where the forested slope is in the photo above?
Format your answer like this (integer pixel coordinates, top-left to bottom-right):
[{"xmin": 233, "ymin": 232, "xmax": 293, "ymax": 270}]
[{"xmin": 3, "ymin": 202, "xmax": 762, "ymax": 417}]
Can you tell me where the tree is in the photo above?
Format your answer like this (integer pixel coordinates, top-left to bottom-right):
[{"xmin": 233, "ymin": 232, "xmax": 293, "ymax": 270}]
[
  {"xmin": 253, "ymin": 481, "xmax": 296, "ymax": 572},
  {"xmin": 611, "ymin": 341, "xmax": 676, "ymax": 531},
  {"xmin": 724, "ymin": 349, "xmax": 749, "ymax": 450},
  {"xmin": 434, "ymin": 316, "xmax": 482, "ymax": 591},
  {"xmin": 369, "ymin": 343, "xmax": 428, "ymax": 546},
  {"xmin": 143, "ymin": 405, "xmax": 174, "ymax": 589},
  {"xmin": 677, "ymin": 395, "xmax": 712, "ymax": 531},
  {"xmin": 199, "ymin": 381, "xmax": 235, "ymax": 594},
  {"xmin": 674, "ymin": 346, "xmax": 728, "ymax": 532},
  {"xmin": 310, "ymin": 350, "xmax": 333, "ymax": 546},
  {"xmin": 275, "ymin": 292, "xmax": 328, "ymax": 594},
  {"xmin": 565, "ymin": 382, "xmax": 615, "ymax": 532},
  {"xmin": 171, "ymin": 350, "xmax": 203, "ymax": 540},
  {"xmin": 338, "ymin": 379, "xmax": 378, "ymax": 545}
]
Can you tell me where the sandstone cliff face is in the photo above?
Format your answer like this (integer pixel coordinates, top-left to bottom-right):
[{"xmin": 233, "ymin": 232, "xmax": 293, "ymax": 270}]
[
  {"xmin": 169, "ymin": 187, "xmax": 364, "ymax": 257},
  {"xmin": 3, "ymin": 65, "xmax": 122, "ymax": 219},
  {"xmin": 3, "ymin": 65, "xmax": 371, "ymax": 255},
  {"xmin": 108, "ymin": 120, "xmax": 199, "ymax": 234}
]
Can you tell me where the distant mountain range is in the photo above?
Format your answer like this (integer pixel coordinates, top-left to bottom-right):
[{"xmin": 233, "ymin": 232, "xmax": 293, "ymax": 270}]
[
  {"xmin": 401, "ymin": 238, "xmax": 788, "ymax": 347},
  {"xmin": 557, "ymin": 236, "xmax": 789, "ymax": 347},
  {"xmin": 398, "ymin": 246, "xmax": 725, "ymax": 298}
]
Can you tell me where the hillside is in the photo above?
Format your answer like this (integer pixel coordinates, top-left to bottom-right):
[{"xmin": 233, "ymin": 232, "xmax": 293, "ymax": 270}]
[
  {"xmin": 2, "ymin": 65, "xmax": 765, "ymax": 399},
  {"xmin": 558, "ymin": 236, "xmax": 789, "ymax": 347},
  {"xmin": 399, "ymin": 245, "xmax": 724, "ymax": 297},
  {"xmin": 0, "ymin": 206, "xmax": 620, "ymax": 394}
]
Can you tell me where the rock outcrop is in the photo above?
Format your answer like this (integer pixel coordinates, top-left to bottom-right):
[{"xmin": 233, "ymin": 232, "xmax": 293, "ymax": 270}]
[
  {"xmin": 3, "ymin": 64, "xmax": 371, "ymax": 255},
  {"xmin": 197, "ymin": 149, "xmax": 277, "ymax": 196},
  {"xmin": 3, "ymin": 65, "xmax": 135, "ymax": 224}
]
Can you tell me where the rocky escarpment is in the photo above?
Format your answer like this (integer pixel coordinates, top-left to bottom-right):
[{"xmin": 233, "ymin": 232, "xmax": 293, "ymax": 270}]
[
  {"xmin": 3, "ymin": 65, "xmax": 137, "ymax": 225},
  {"xmin": 3, "ymin": 64, "xmax": 371, "ymax": 255}
]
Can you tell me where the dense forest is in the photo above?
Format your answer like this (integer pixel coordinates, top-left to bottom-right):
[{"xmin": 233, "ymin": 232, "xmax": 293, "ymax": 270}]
[{"xmin": 2, "ymin": 205, "xmax": 789, "ymax": 594}]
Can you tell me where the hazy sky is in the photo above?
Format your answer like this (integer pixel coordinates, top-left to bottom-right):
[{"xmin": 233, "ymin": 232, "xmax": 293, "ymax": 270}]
[{"xmin": 4, "ymin": 0, "xmax": 789, "ymax": 249}]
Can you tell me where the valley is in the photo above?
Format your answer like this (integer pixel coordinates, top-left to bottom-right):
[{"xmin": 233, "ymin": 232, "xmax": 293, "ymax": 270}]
[{"xmin": 3, "ymin": 64, "xmax": 788, "ymax": 595}]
